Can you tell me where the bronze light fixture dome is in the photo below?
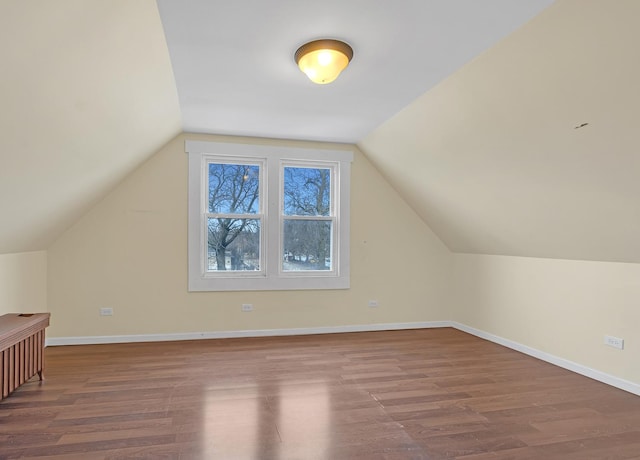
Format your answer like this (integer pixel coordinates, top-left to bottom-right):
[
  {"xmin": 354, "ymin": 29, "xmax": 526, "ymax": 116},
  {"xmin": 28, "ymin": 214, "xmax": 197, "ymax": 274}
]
[{"xmin": 295, "ymin": 39, "xmax": 353, "ymax": 84}]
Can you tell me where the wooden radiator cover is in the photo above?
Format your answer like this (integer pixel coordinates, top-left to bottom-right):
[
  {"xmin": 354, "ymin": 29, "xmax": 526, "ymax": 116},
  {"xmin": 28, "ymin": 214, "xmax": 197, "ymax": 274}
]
[{"xmin": 0, "ymin": 313, "xmax": 50, "ymax": 401}]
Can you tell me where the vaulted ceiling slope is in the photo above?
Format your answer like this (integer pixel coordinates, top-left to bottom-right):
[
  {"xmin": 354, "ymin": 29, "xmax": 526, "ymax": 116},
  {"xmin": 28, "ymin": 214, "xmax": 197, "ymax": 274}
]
[
  {"xmin": 0, "ymin": 0, "xmax": 553, "ymax": 256},
  {"xmin": 4, "ymin": 1, "xmax": 636, "ymax": 265},
  {"xmin": 0, "ymin": 1, "xmax": 181, "ymax": 254},
  {"xmin": 359, "ymin": 0, "xmax": 640, "ymax": 263}
]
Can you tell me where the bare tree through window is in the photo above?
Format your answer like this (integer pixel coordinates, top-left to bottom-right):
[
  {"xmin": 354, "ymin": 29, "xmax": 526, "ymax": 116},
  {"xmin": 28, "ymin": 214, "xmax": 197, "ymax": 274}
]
[
  {"xmin": 283, "ymin": 166, "xmax": 332, "ymax": 271},
  {"xmin": 207, "ymin": 163, "xmax": 260, "ymax": 271}
]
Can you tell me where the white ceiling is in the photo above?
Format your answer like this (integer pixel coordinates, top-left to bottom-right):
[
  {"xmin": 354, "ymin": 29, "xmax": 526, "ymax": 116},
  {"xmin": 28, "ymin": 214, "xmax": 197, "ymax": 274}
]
[
  {"xmin": 157, "ymin": 0, "xmax": 554, "ymax": 143},
  {"xmin": 3, "ymin": 0, "xmax": 639, "ymax": 265}
]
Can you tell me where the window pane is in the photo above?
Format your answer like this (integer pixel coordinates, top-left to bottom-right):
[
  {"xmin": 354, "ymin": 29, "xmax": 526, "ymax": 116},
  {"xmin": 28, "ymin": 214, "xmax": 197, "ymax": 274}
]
[
  {"xmin": 207, "ymin": 218, "xmax": 260, "ymax": 271},
  {"xmin": 209, "ymin": 163, "xmax": 260, "ymax": 214},
  {"xmin": 283, "ymin": 220, "xmax": 331, "ymax": 271},
  {"xmin": 283, "ymin": 167, "xmax": 331, "ymax": 216}
]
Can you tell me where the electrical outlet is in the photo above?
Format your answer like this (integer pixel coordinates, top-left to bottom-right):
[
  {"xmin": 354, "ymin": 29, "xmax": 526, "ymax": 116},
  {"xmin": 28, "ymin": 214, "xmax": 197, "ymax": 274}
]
[
  {"xmin": 604, "ymin": 335, "xmax": 624, "ymax": 350},
  {"xmin": 99, "ymin": 307, "xmax": 113, "ymax": 316},
  {"xmin": 368, "ymin": 300, "xmax": 379, "ymax": 308},
  {"xmin": 241, "ymin": 304, "xmax": 253, "ymax": 312}
]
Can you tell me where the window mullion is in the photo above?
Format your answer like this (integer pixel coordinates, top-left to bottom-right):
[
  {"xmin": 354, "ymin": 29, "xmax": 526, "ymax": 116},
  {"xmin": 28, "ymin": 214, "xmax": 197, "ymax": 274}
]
[{"xmin": 266, "ymin": 156, "xmax": 280, "ymax": 277}]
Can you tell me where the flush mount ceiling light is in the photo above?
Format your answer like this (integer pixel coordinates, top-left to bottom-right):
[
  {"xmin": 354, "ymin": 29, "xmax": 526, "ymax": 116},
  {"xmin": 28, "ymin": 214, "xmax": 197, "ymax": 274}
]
[{"xmin": 295, "ymin": 39, "xmax": 353, "ymax": 85}]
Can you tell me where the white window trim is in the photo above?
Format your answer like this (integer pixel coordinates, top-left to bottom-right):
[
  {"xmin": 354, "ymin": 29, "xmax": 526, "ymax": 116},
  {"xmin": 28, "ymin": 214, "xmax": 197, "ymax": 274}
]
[{"xmin": 186, "ymin": 140, "xmax": 352, "ymax": 291}]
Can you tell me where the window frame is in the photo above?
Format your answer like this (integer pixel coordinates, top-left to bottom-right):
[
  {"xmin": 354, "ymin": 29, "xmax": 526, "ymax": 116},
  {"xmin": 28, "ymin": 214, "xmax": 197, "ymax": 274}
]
[
  {"xmin": 186, "ymin": 140, "xmax": 352, "ymax": 291},
  {"xmin": 204, "ymin": 157, "xmax": 265, "ymax": 277},
  {"xmin": 280, "ymin": 160, "xmax": 337, "ymax": 276}
]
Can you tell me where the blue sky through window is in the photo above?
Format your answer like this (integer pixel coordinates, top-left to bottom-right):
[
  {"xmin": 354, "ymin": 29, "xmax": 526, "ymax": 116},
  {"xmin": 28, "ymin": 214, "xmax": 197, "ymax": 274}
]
[
  {"xmin": 283, "ymin": 167, "xmax": 331, "ymax": 217},
  {"xmin": 208, "ymin": 163, "xmax": 260, "ymax": 214}
]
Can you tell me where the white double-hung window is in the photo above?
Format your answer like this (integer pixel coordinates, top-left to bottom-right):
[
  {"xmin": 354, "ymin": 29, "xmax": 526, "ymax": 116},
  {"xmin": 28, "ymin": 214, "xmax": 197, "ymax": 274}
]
[{"xmin": 186, "ymin": 140, "xmax": 352, "ymax": 291}]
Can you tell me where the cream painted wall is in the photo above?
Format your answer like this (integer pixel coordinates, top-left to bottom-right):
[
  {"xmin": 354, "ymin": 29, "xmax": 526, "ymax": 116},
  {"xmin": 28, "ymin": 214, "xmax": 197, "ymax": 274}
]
[
  {"xmin": 0, "ymin": 251, "xmax": 47, "ymax": 315},
  {"xmin": 47, "ymin": 134, "xmax": 451, "ymax": 338},
  {"xmin": 42, "ymin": 132, "xmax": 640, "ymax": 390},
  {"xmin": 452, "ymin": 253, "xmax": 640, "ymax": 385}
]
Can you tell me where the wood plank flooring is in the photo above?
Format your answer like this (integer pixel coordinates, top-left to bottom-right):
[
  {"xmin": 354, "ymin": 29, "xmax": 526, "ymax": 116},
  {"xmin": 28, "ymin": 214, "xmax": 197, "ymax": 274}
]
[{"xmin": 1, "ymin": 328, "xmax": 639, "ymax": 459}]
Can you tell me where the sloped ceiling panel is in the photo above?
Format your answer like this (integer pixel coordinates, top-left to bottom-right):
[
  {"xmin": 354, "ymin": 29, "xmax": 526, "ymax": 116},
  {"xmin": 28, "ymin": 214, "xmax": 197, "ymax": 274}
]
[
  {"xmin": 359, "ymin": 0, "xmax": 640, "ymax": 263},
  {"xmin": 0, "ymin": 0, "xmax": 181, "ymax": 254}
]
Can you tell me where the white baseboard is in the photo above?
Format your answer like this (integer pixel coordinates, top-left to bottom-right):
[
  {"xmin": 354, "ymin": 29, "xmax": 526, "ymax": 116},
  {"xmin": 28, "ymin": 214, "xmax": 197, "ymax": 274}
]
[
  {"xmin": 45, "ymin": 320, "xmax": 639, "ymax": 396},
  {"xmin": 451, "ymin": 321, "xmax": 640, "ymax": 397},
  {"xmin": 45, "ymin": 321, "xmax": 452, "ymax": 347}
]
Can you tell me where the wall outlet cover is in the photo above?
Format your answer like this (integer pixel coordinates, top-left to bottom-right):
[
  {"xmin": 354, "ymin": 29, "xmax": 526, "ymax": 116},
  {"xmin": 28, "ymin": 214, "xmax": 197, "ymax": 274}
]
[{"xmin": 604, "ymin": 335, "xmax": 624, "ymax": 350}]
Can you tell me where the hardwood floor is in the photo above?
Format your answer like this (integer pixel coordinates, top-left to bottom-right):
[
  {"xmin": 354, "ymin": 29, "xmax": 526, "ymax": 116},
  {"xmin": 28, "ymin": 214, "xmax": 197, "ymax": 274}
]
[{"xmin": 1, "ymin": 328, "xmax": 639, "ymax": 459}]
